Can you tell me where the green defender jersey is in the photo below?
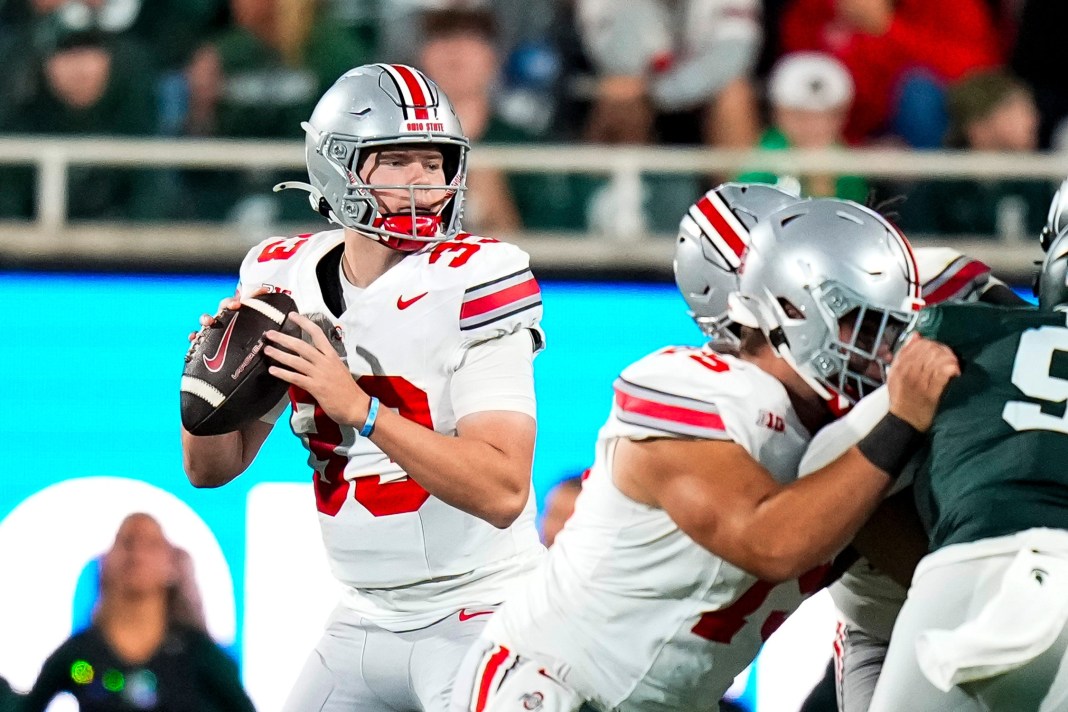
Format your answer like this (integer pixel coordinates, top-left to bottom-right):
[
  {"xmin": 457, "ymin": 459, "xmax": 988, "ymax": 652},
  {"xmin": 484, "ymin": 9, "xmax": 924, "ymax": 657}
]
[{"xmin": 914, "ymin": 302, "xmax": 1068, "ymax": 551}]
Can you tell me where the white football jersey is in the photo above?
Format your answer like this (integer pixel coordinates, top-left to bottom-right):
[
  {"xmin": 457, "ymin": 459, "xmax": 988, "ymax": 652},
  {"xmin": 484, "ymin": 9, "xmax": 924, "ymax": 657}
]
[
  {"xmin": 237, "ymin": 229, "xmax": 545, "ymax": 629},
  {"xmin": 915, "ymin": 247, "xmax": 996, "ymax": 305},
  {"xmin": 483, "ymin": 345, "xmax": 825, "ymax": 711}
]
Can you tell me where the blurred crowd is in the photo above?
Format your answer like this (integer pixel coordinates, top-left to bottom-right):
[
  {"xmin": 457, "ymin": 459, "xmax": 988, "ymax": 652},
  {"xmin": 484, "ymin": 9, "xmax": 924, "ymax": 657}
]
[{"xmin": 0, "ymin": 0, "xmax": 1063, "ymax": 238}]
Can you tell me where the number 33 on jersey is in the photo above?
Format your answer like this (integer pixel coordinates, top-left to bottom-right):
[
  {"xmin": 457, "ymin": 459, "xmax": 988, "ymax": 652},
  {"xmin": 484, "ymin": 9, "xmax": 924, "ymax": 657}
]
[{"xmin": 237, "ymin": 229, "xmax": 544, "ymax": 593}]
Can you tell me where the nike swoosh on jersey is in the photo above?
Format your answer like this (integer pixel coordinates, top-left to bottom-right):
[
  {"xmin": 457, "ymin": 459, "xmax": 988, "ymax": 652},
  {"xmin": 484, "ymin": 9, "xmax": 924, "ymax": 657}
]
[
  {"xmin": 203, "ymin": 314, "xmax": 239, "ymax": 373},
  {"xmin": 458, "ymin": 608, "xmax": 495, "ymax": 621},
  {"xmin": 397, "ymin": 292, "xmax": 429, "ymax": 310}
]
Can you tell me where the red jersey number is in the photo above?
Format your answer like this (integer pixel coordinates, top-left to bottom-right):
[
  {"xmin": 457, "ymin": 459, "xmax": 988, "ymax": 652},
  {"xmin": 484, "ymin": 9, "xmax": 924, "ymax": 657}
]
[
  {"xmin": 429, "ymin": 236, "xmax": 499, "ymax": 268},
  {"xmin": 257, "ymin": 235, "xmax": 310, "ymax": 262},
  {"xmin": 691, "ymin": 563, "xmax": 831, "ymax": 644},
  {"xmin": 290, "ymin": 376, "xmax": 433, "ymax": 517},
  {"xmin": 662, "ymin": 347, "xmax": 730, "ymax": 373}
]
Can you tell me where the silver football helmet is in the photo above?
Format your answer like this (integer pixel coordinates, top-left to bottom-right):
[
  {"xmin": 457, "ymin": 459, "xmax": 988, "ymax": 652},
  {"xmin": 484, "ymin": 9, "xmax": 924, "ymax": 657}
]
[
  {"xmin": 1038, "ymin": 226, "xmax": 1068, "ymax": 311},
  {"xmin": 1040, "ymin": 176, "xmax": 1068, "ymax": 252},
  {"xmin": 729, "ymin": 198, "xmax": 924, "ymax": 410},
  {"xmin": 276, "ymin": 63, "xmax": 469, "ymax": 251},
  {"xmin": 674, "ymin": 183, "xmax": 801, "ymax": 345}
]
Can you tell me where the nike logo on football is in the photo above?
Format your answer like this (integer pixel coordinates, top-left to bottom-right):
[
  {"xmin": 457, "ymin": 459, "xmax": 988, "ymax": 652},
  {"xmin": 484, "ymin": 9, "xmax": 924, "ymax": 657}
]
[
  {"xmin": 203, "ymin": 314, "xmax": 238, "ymax": 373},
  {"xmin": 458, "ymin": 608, "xmax": 495, "ymax": 621},
  {"xmin": 397, "ymin": 292, "xmax": 429, "ymax": 310}
]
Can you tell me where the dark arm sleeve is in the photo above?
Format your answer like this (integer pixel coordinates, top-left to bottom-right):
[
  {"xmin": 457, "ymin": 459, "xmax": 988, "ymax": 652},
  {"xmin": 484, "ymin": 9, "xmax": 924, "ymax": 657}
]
[
  {"xmin": 19, "ymin": 643, "xmax": 73, "ymax": 712},
  {"xmin": 192, "ymin": 636, "xmax": 257, "ymax": 712}
]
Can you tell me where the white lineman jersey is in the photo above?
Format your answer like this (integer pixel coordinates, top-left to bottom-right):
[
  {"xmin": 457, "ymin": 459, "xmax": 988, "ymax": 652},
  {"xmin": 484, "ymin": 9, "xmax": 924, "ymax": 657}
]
[
  {"xmin": 237, "ymin": 230, "xmax": 544, "ymax": 628},
  {"xmin": 480, "ymin": 346, "xmax": 828, "ymax": 711}
]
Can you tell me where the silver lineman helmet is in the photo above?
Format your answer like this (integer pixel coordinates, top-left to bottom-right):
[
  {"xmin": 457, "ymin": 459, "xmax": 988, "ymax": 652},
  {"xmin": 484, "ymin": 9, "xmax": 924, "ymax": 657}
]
[
  {"xmin": 1040, "ymin": 176, "xmax": 1068, "ymax": 252},
  {"xmin": 729, "ymin": 198, "xmax": 924, "ymax": 410},
  {"xmin": 674, "ymin": 183, "xmax": 801, "ymax": 345},
  {"xmin": 1038, "ymin": 226, "xmax": 1068, "ymax": 311},
  {"xmin": 276, "ymin": 63, "xmax": 469, "ymax": 251}
]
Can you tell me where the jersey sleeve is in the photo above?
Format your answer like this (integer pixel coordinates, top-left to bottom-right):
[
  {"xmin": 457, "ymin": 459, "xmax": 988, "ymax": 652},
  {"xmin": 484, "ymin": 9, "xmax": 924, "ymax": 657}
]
[
  {"xmin": 451, "ymin": 329, "xmax": 537, "ymax": 419},
  {"xmin": 609, "ymin": 348, "xmax": 768, "ymax": 454},
  {"xmin": 231, "ymin": 235, "xmax": 311, "ymax": 424},
  {"xmin": 21, "ymin": 638, "xmax": 77, "ymax": 710},
  {"xmin": 236, "ymin": 233, "xmax": 314, "ymax": 298},
  {"xmin": 190, "ymin": 632, "xmax": 258, "ymax": 712},
  {"xmin": 456, "ymin": 240, "xmax": 544, "ymax": 351},
  {"xmin": 915, "ymin": 247, "xmax": 992, "ymax": 305}
]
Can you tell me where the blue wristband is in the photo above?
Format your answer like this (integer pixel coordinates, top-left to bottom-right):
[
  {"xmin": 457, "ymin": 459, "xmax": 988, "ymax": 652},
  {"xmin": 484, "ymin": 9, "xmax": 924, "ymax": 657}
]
[{"xmin": 359, "ymin": 397, "xmax": 380, "ymax": 437}]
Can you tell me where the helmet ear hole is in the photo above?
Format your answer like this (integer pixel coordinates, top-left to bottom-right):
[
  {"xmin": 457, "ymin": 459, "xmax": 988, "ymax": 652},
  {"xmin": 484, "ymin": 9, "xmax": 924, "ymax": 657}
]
[
  {"xmin": 316, "ymin": 197, "xmax": 332, "ymax": 218},
  {"xmin": 778, "ymin": 298, "xmax": 804, "ymax": 320},
  {"xmin": 436, "ymin": 143, "xmax": 463, "ymax": 185}
]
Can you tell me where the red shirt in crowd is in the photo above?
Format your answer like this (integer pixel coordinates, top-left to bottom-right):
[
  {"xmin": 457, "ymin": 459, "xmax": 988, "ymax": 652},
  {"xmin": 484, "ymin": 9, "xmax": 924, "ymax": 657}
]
[{"xmin": 781, "ymin": 0, "xmax": 1003, "ymax": 143}]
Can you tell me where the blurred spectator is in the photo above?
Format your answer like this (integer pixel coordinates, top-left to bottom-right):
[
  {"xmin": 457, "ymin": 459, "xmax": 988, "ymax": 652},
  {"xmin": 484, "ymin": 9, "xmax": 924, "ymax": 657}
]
[
  {"xmin": 0, "ymin": 28, "xmax": 170, "ymax": 220},
  {"xmin": 417, "ymin": 7, "xmax": 603, "ymax": 232},
  {"xmin": 184, "ymin": 0, "xmax": 371, "ymax": 139},
  {"xmin": 1011, "ymin": 0, "xmax": 1068, "ymax": 149},
  {"xmin": 376, "ymin": 0, "xmax": 557, "ymax": 66},
  {"xmin": 897, "ymin": 70, "xmax": 1053, "ymax": 238},
  {"xmin": 20, "ymin": 513, "xmax": 256, "ymax": 712},
  {"xmin": 781, "ymin": 0, "xmax": 1003, "ymax": 147},
  {"xmin": 540, "ymin": 475, "xmax": 583, "ymax": 547},
  {"xmin": 0, "ymin": 0, "xmax": 222, "ymax": 70},
  {"xmin": 418, "ymin": 8, "xmax": 522, "ymax": 233},
  {"xmin": 738, "ymin": 52, "xmax": 868, "ymax": 201},
  {"xmin": 178, "ymin": 0, "xmax": 372, "ymax": 222},
  {"xmin": 575, "ymin": 0, "xmax": 762, "ymax": 147}
]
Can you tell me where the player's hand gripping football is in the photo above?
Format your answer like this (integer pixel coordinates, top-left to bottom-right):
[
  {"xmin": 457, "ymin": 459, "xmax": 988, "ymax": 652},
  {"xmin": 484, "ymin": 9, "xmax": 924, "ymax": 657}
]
[
  {"xmin": 886, "ymin": 334, "xmax": 960, "ymax": 432},
  {"xmin": 186, "ymin": 288, "xmax": 269, "ymax": 348},
  {"xmin": 263, "ymin": 313, "xmax": 373, "ymax": 429}
]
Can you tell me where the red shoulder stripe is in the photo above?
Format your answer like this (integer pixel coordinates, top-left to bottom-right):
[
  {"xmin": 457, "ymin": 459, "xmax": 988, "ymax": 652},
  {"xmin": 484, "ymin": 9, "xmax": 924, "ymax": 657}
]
[
  {"xmin": 924, "ymin": 259, "xmax": 990, "ymax": 304},
  {"xmin": 615, "ymin": 387, "xmax": 726, "ymax": 432}
]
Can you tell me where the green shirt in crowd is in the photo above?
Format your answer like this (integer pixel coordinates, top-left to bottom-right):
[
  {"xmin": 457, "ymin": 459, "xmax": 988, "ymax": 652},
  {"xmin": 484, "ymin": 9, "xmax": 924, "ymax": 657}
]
[{"xmin": 736, "ymin": 127, "xmax": 869, "ymax": 204}]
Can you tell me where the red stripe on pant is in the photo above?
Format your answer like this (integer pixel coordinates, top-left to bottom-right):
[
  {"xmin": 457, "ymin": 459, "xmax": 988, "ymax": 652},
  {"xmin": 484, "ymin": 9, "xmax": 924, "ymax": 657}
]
[{"xmin": 475, "ymin": 645, "xmax": 511, "ymax": 712}]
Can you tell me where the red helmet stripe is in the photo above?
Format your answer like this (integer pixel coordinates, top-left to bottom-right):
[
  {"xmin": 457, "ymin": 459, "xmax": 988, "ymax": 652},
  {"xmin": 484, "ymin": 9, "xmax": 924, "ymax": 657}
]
[
  {"xmin": 391, "ymin": 64, "xmax": 431, "ymax": 120},
  {"xmin": 693, "ymin": 192, "xmax": 747, "ymax": 267},
  {"xmin": 889, "ymin": 224, "xmax": 921, "ymax": 303}
]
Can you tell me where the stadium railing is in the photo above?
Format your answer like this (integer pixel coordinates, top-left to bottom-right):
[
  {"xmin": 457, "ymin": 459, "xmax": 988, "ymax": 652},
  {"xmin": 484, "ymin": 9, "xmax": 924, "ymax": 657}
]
[{"xmin": 0, "ymin": 136, "xmax": 1064, "ymax": 279}]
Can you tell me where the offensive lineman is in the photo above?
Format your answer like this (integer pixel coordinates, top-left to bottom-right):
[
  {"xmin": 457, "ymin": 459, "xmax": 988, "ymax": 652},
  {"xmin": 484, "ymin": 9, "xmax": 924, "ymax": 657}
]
[
  {"xmin": 451, "ymin": 198, "xmax": 959, "ymax": 712},
  {"xmin": 181, "ymin": 64, "xmax": 545, "ymax": 712},
  {"xmin": 680, "ymin": 185, "xmax": 1019, "ymax": 712}
]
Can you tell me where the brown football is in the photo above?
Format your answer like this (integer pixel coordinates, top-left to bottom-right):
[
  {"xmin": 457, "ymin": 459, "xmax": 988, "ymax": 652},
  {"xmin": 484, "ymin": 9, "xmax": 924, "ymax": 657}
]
[{"xmin": 180, "ymin": 292, "xmax": 300, "ymax": 436}]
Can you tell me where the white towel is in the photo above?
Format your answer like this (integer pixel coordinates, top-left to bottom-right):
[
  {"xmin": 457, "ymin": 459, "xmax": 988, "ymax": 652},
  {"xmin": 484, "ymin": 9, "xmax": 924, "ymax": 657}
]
[{"xmin": 916, "ymin": 545, "xmax": 1068, "ymax": 691}]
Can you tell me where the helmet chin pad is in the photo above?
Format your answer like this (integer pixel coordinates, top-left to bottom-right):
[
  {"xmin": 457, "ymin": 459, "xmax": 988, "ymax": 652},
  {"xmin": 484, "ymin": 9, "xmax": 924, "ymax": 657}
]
[{"xmin": 376, "ymin": 214, "xmax": 442, "ymax": 252}]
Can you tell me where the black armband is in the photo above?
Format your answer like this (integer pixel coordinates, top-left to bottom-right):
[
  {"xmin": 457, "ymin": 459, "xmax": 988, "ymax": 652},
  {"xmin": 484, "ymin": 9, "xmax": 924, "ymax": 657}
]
[{"xmin": 856, "ymin": 413, "xmax": 923, "ymax": 479}]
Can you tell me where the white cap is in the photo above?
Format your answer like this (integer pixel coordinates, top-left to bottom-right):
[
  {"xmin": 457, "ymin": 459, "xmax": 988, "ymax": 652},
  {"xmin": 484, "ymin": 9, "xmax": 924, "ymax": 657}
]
[{"xmin": 768, "ymin": 52, "xmax": 854, "ymax": 111}]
